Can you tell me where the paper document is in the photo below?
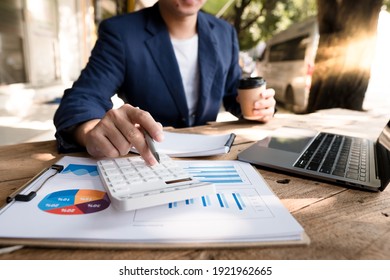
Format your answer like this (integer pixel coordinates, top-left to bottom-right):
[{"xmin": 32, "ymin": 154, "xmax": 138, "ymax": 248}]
[
  {"xmin": 0, "ymin": 156, "xmax": 308, "ymax": 248},
  {"xmin": 132, "ymin": 131, "xmax": 236, "ymax": 157}
]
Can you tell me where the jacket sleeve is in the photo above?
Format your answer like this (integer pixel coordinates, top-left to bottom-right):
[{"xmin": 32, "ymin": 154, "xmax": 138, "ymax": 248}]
[{"xmin": 53, "ymin": 18, "xmax": 126, "ymax": 153}]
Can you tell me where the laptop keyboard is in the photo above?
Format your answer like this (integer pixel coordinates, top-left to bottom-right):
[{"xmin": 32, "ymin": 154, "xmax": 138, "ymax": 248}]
[{"xmin": 294, "ymin": 133, "xmax": 369, "ymax": 181}]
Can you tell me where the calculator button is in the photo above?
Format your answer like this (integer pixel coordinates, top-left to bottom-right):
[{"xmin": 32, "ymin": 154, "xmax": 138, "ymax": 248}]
[
  {"xmin": 108, "ymin": 175, "xmax": 125, "ymax": 183},
  {"xmin": 104, "ymin": 169, "xmax": 121, "ymax": 176},
  {"xmin": 146, "ymin": 177, "xmax": 160, "ymax": 182},
  {"xmin": 120, "ymin": 168, "xmax": 137, "ymax": 175},
  {"xmin": 114, "ymin": 158, "xmax": 130, "ymax": 165},
  {"xmin": 127, "ymin": 177, "xmax": 143, "ymax": 184},
  {"xmin": 112, "ymin": 186, "xmax": 130, "ymax": 195},
  {"xmin": 99, "ymin": 162, "xmax": 116, "ymax": 170}
]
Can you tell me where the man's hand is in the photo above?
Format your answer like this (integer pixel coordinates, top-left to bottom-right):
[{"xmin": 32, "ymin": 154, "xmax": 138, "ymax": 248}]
[
  {"xmin": 74, "ymin": 104, "xmax": 164, "ymax": 165},
  {"xmin": 251, "ymin": 88, "xmax": 276, "ymax": 123}
]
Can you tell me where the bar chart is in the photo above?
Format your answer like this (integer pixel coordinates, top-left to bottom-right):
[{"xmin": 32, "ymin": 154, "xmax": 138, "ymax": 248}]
[
  {"xmin": 135, "ymin": 161, "xmax": 274, "ymax": 222},
  {"xmin": 183, "ymin": 163, "xmax": 250, "ymax": 185}
]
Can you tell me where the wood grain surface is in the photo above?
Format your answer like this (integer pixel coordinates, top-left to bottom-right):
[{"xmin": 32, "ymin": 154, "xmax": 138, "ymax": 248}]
[{"xmin": 1, "ymin": 108, "xmax": 389, "ymax": 259}]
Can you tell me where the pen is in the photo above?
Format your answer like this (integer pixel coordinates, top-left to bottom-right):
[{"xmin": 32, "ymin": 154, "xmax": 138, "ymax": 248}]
[{"xmin": 144, "ymin": 130, "xmax": 160, "ymax": 163}]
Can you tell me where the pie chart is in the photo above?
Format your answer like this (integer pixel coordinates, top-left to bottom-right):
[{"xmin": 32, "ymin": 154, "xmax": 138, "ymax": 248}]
[{"xmin": 38, "ymin": 189, "xmax": 110, "ymax": 215}]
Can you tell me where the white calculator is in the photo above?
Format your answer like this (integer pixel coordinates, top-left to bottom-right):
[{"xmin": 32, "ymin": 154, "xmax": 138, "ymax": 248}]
[{"xmin": 97, "ymin": 154, "xmax": 215, "ymax": 211}]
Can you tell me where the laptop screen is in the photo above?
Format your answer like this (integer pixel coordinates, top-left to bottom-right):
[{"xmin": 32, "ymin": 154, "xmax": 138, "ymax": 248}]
[{"xmin": 376, "ymin": 120, "xmax": 390, "ymax": 191}]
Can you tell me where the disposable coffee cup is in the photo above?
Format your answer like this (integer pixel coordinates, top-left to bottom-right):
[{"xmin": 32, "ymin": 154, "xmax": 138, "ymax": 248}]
[{"xmin": 238, "ymin": 77, "xmax": 266, "ymax": 120}]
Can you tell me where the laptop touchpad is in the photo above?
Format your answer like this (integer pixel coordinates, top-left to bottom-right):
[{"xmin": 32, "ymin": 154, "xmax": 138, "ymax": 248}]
[{"xmin": 261, "ymin": 127, "xmax": 317, "ymax": 153}]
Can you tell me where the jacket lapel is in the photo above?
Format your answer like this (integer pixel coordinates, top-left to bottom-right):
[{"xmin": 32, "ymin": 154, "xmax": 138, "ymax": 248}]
[
  {"xmin": 144, "ymin": 6, "xmax": 189, "ymax": 120},
  {"xmin": 196, "ymin": 12, "xmax": 218, "ymax": 123}
]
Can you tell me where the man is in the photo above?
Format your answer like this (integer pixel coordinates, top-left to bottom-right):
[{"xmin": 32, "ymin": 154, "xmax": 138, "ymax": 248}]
[{"xmin": 54, "ymin": 0, "xmax": 276, "ymax": 165}]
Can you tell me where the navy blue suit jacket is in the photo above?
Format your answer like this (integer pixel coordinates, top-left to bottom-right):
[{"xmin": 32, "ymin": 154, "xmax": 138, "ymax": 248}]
[{"xmin": 54, "ymin": 4, "xmax": 242, "ymax": 152}]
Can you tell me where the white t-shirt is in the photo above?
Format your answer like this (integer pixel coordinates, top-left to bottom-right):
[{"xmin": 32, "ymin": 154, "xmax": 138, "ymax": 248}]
[{"xmin": 171, "ymin": 34, "xmax": 199, "ymax": 126}]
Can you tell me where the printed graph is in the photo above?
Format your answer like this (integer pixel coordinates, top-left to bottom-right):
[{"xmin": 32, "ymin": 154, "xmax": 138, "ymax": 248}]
[
  {"xmin": 61, "ymin": 164, "xmax": 99, "ymax": 177},
  {"xmin": 135, "ymin": 161, "xmax": 273, "ymax": 221},
  {"xmin": 184, "ymin": 164, "xmax": 245, "ymax": 184},
  {"xmin": 169, "ymin": 192, "xmax": 246, "ymax": 210},
  {"xmin": 38, "ymin": 189, "xmax": 110, "ymax": 215},
  {"xmin": 137, "ymin": 188, "xmax": 273, "ymax": 221}
]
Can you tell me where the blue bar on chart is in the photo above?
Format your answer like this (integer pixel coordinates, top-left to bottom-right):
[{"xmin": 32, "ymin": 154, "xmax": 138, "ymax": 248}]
[
  {"xmin": 232, "ymin": 193, "xmax": 246, "ymax": 210},
  {"xmin": 184, "ymin": 165, "xmax": 243, "ymax": 184},
  {"xmin": 185, "ymin": 198, "xmax": 194, "ymax": 205},
  {"xmin": 201, "ymin": 195, "xmax": 212, "ymax": 207},
  {"xmin": 216, "ymin": 193, "xmax": 229, "ymax": 208},
  {"xmin": 168, "ymin": 201, "xmax": 179, "ymax": 208}
]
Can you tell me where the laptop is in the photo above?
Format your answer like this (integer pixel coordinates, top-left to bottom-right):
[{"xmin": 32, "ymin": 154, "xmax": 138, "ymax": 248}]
[{"xmin": 237, "ymin": 120, "xmax": 390, "ymax": 192}]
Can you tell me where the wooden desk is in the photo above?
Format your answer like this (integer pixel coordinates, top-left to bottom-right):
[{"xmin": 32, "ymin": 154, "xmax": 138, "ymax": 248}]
[{"xmin": 1, "ymin": 108, "xmax": 389, "ymax": 259}]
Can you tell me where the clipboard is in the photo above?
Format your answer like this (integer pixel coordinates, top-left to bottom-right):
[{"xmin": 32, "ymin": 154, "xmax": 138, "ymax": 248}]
[
  {"xmin": 0, "ymin": 156, "xmax": 310, "ymax": 249},
  {"xmin": 0, "ymin": 233, "xmax": 310, "ymax": 250},
  {"xmin": 3, "ymin": 164, "xmax": 64, "ymax": 205}
]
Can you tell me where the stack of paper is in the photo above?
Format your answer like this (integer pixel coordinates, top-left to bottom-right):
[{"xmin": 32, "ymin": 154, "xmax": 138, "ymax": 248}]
[
  {"xmin": 0, "ymin": 156, "xmax": 309, "ymax": 248},
  {"xmin": 132, "ymin": 131, "xmax": 236, "ymax": 157}
]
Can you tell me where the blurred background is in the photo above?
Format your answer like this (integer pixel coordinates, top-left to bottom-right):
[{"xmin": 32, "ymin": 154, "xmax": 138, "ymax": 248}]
[{"xmin": 0, "ymin": 0, "xmax": 389, "ymax": 146}]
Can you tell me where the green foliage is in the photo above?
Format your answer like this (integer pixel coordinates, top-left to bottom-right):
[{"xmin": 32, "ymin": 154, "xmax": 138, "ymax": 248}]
[
  {"xmin": 203, "ymin": 0, "xmax": 230, "ymax": 14},
  {"xmin": 383, "ymin": 0, "xmax": 390, "ymax": 9},
  {"xmin": 203, "ymin": 0, "xmax": 317, "ymax": 50}
]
